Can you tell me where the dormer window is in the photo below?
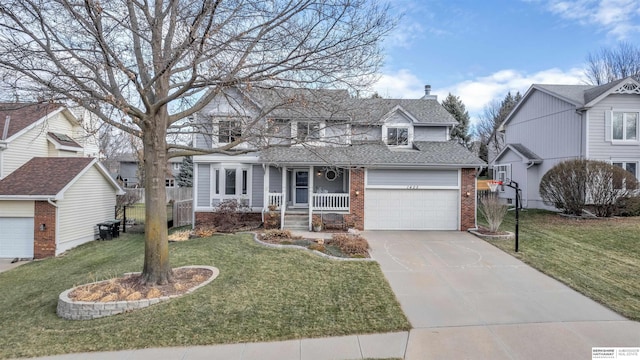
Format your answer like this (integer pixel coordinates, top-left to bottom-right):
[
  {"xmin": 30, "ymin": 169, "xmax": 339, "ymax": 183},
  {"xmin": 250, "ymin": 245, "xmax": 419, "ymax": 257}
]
[
  {"xmin": 297, "ymin": 121, "xmax": 321, "ymax": 141},
  {"xmin": 218, "ymin": 120, "xmax": 242, "ymax": 143},
  {"xmin": 386, "ymin": 127, "xmax": 409, "ymax": 146}
]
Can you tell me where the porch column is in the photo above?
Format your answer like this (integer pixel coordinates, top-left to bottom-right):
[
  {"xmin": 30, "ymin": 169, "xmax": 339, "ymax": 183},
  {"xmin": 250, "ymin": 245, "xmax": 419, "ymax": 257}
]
[
  {"xmin": 308, "ymin": 165, "xmax": 313, "ymax": 231},
  {"xmin": 280, "ymin": 166, "xmax": 286, "ymax": 230},
  {"xmin": 263, "ymin": 164, "xmax": 269, "ymax": 214}
]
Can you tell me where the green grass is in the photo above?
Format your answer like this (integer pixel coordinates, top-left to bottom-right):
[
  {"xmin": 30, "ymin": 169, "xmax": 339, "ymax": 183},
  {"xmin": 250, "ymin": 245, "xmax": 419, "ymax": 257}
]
[
  {"xmin": 0, "ymin": 233, "xmax": 409, "ymax": 359},
  {"xmin": 481, "ymin": 209, "xmax": 640, "ymax": 320}
]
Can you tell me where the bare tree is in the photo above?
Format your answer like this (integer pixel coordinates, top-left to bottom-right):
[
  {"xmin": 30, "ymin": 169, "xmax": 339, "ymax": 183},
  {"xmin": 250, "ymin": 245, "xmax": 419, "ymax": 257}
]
[
  {"xmin": 0, "ymin": 0, "xmax": 395, "ymax": 284},
  {"xmin": 586, "ymin": 42, "xmax": 640, "ymax": 85}
]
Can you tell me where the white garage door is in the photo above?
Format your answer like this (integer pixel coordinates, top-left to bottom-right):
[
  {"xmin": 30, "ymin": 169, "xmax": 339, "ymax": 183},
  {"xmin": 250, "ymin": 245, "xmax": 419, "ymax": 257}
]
[
  {"xmin": 0, "ymin": 218, "xmax": 34, "ymax": 258},
  {"xmin": 364, "ymin": 189, "xmax": 458, "ymax": 230}
]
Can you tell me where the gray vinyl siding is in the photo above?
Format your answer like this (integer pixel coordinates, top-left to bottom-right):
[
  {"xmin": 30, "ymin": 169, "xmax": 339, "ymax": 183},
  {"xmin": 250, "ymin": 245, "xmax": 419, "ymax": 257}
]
[
  {"xmin": 196, "ymin": 164, "xmax": 210, "ymax": 207},
  {"xmin": 414, "ymin": 126, "xmax": 447, "ymax": 141},
  {"xmin": 351, "ymin": 125, "xmax": 381, "ymax": 141},
  {"xmin": 252, "ymin": 165, "xmax": 264, "ymax": 207},
  {"xmin": 588, "ymin": 94, "xmax": 640, "ymax": 161},
  {"xmin": 269, "ymin": 167, "xmax": 282, "ymax": 192},
  {"xmin": 312, "ymin": 166, "xmax": 348, "ymax": 193},
  {"xmin": 324, "ymin": 123, "xmax": 350, "ymax": 144},
  {"xmin": 367, "ymin": 169, "xmax": 458, "ymax": 187},
  {"xmin": 504, "ymin": 90, "xmax": 583, "ymax": 160}
]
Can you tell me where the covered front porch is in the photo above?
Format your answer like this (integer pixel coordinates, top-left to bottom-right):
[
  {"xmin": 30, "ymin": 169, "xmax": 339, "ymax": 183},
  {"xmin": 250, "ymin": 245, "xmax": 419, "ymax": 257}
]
[{"xmin": 264, "ymin": 165, "xmax": 350, "ymax": 230}]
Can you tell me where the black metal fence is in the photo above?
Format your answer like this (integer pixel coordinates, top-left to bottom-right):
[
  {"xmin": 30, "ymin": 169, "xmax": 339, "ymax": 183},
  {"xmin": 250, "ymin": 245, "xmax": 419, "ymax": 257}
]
[{"xmin": 115, "ymin": 204, "xmax": 174, "ymax": 233}]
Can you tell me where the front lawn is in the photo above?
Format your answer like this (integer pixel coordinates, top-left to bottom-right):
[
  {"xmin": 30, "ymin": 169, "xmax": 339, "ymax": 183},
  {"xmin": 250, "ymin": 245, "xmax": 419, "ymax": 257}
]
[
  {"xmin": 481, "ymin": 209, "xmax": 640, "ymax": 320},
  {"xmin": 0, "ymin": 233, "xmax": 409, "ymax": 359}
]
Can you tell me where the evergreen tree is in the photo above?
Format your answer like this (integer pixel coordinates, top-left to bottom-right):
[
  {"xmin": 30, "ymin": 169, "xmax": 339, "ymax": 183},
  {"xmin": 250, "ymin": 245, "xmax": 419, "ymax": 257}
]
[
  {"xmin": 442, "ymin": 93, "xmax": 471, "ymax": 148},
  {"xmin": 176, "ymin": 156, "xmax": 193, "ymax": 188}
]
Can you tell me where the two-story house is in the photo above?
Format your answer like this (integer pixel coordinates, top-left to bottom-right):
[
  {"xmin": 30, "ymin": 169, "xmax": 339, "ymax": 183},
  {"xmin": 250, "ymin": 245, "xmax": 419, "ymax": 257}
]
[
  {"xmin": 0, "ymin": 103, "xmax": 123, "ymax": 259},
  {"xmin": 493, "ymin": 76, "xmax": 640, "ymax": 209},
  {"xmin": 193, "ymin": 87, "xmax": 484, "ymax": 231}
]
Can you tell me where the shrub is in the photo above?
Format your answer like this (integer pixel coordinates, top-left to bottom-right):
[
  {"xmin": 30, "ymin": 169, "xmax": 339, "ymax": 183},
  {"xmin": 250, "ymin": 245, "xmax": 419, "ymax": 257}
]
[
  {"xmin": 540, "ymin": 159, "xmax": 589, "ymax": 216},
  {"xmin": 478, "ymin": 194, "xmax": 508, "ymax": 233},
  {"xmin": 261, "ymin": 229, "xmax": 293, "ymax": 241},
  {"xmin": 540, "ymin": 159, "xmax": 638, "ymax": 217},
  {"xmin": 212, "ymin": 199, "xmax": 251, "ymax": 232},
  {"xmin": 331, "ymin": 234, "xmax": 369, "ymax": 257},
  {"xmin": 615, "ymin": 195, "xmax": 640, "ymax": 217}
]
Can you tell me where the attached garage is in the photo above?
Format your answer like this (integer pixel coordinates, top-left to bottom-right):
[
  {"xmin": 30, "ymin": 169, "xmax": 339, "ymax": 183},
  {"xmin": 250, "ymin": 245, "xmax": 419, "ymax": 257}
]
[
  {"xmin": 0, "ymin": 217, "xmax": 34, "ymax": 258},
  {"xmin": 364, "ymin": 169, "xmax": 460, "ymax": 230}
]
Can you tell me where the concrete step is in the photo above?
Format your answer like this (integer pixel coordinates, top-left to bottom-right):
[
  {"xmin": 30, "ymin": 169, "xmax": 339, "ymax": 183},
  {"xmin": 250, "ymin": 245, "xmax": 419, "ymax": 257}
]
[{"xmin": 283, "ymin": 213, "xmax": 309, "ymax": 230}]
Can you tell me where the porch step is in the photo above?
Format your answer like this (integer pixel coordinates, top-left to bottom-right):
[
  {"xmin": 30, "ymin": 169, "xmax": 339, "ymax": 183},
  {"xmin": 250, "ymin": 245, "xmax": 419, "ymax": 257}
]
[{"xmin": 283, "ymin": 213, "xmax": 309, "ymax": 231}]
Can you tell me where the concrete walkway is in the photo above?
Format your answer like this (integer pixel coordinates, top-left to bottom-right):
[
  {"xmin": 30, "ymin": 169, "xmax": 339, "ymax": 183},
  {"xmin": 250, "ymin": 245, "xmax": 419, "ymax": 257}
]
[
  {"xmin": 365, "ymin": 231, "xmax": 640, "ymax": 360},
  {"xmin": 19, "ymin": 231, "xmax": 640, "ymax": 359}
]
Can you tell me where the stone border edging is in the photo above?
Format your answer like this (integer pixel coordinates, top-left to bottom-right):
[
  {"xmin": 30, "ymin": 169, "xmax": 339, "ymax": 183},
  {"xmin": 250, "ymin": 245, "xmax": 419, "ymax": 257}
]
[
  {"xmin": 57, "ymin": 265, "xmax": 219, "ymax": 321},
  {"xmin": 468, "ymin": 229, "xmax": 515, "ymax": 241},
  {"xmin": 252, "ymin": 233, "xmax": 374, "ymax": 262}
]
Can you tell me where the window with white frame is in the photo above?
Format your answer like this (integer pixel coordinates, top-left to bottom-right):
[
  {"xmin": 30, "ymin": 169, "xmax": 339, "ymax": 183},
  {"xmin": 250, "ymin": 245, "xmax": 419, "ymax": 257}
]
[
  {"xmin": 493, "ymin": 164, "xmax": 511, "ymax": 191},
  {"xmin": 386, "ymin": 126, "xmax": 409, "ymax": 146},
  {"xmin": 612, "ymin": 161, "xmax": 638, "ymax": 178},
  {"xmin": 212, "ymin": 165, "xmax": 251, "ymax": 203},
  {"xmin": 218, "ymin": 120, "xmax": 242, "ymax": 143},
  {"xmin": 166, "ymin": 178, "xmax": 175, "ymax": 187},
  {"xmin": 612, "ymin": 112, "xmax": 639, "ymax": 141},
  {"xmin": 296, "ymin": 121, "xmax": 321, "ymax": 141}
]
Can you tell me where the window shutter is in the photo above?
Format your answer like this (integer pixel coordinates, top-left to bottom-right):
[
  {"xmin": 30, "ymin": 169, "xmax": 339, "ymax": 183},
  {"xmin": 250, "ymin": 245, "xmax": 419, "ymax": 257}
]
[{"xmin": 605, "ymin": 110, "xmax": 612, "ymax": 142}]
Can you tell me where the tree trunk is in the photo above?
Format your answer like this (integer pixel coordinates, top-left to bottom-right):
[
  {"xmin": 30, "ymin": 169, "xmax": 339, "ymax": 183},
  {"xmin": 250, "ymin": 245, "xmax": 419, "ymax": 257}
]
[{"xmin": 140, "ymin": 112, "xmax": 173, "ymax": 285}]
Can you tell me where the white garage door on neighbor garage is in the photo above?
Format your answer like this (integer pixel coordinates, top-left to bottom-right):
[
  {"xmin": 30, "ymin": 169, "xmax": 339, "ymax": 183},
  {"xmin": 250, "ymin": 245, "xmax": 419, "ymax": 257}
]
[{"xmin": 0, "ymin": 217, "xmax": 34, "ymax": 258}]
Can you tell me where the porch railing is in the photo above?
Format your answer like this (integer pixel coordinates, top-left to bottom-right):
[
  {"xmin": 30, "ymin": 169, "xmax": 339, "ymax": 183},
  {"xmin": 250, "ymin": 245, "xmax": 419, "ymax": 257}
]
[
  {"xmin": 312, "ymin": 193, "xmax": 349, "ymax": 211},
  {"xmin": 267, "ymin": 192, "xmax": 283, "ymax": 209}
]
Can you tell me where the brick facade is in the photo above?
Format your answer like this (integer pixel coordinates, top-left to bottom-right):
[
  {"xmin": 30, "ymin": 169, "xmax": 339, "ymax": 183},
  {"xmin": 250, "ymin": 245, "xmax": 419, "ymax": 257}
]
[
  {"xmin": 345, "ymin": 168, "xmax": 364, "ymax": 230},
  {"xmin": 460, "ymin": 168, "xmax": 477, "ymax": 231},
  {"xmin": 34, "ymin": 201, "xmax": 56, "ymax": 259}
]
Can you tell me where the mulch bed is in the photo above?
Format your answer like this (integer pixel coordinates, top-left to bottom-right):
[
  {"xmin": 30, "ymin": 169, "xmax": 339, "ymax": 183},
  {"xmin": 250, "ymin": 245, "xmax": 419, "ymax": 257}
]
[{"xmin": 69, "ymin": 267, "xmax": 213, "ymax": 302}]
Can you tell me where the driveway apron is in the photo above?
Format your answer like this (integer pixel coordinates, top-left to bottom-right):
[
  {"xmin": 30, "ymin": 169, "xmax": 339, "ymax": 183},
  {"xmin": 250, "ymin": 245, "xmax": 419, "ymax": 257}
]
[{"xmin": 365, "ymin": 231, "xmax": 640, "ymax": 360}]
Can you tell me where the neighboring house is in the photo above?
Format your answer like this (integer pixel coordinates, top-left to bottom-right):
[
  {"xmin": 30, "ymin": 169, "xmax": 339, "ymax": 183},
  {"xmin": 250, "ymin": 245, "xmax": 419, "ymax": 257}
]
[
  {"xmin": 0, "ymin": 157, "xmax": 123, "ymax": 259},
  {"xmin": 193, "ymin": 86, "xmax": 484, "ymax": 231},
  {"xmin": 107, "ymin": 154, "xmax": 184, "ymax": 188},
  {"xmin": 493, "ymin": 76, "xmax": 640, "ymax": 209},
  {"xmin": 0, "ymin": 102, "xmax": 122, "ymax": 259},
  {"xmin": 0, "ymin": 103, "xmax": 98, "ymax": 179}
]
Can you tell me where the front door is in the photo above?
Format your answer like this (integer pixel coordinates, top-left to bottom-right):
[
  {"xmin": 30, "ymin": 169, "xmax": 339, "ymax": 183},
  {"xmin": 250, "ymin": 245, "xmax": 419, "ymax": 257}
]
[{"xmin": 294, "ymin": 170, "xmax": 309, "ymax": 206}]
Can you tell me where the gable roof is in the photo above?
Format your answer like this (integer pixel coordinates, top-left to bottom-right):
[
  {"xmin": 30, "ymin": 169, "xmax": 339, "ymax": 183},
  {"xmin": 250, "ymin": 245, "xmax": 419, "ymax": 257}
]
[
  {"xmin": 47, "ymin": 132, "xmax": 83, "ymax": 151},
  {"xmin": 0, "ymin": 103, "xmax": 73, "ymax": 141},
  {"xmin": 493, "ymin": 143, "xmax": 542, "ymax": 165},
  {"xmin": 260, "ymin": 141, "xmax": 483, "ymax": 167},
  {"xmin": 0, "ymin": 157, "xmax": 123, "ymax": 199},
  {"xmin": 351, "ymin": 99, "xmax": 457, "ymax": 125},
  {"xmin": 501, "ymin": 76, "xmax": 640, "ymax": 129}
]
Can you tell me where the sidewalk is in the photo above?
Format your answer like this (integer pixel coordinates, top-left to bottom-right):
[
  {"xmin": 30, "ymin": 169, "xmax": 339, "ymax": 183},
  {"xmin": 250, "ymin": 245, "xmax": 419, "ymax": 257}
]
[{"xmin": 32, "ymin": 332, "xmax": 409, "ymax": 360}]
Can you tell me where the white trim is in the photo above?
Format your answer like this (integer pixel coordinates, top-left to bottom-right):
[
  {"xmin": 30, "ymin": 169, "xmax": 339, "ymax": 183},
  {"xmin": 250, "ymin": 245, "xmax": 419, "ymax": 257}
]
[
  {"xmin": 4, "ymin": 106, "xmax": 67, "ymax": 143},
  {"xmin": 610, "ymin": 109, "xmax": 640, "ymax": 144},
  {"xmin": 293, "ymin": 169, "xmax": 310, "ymax": 206},
  {"xmin": 365, "ymin": 185, "xmax": 459, "ymax": 190}
]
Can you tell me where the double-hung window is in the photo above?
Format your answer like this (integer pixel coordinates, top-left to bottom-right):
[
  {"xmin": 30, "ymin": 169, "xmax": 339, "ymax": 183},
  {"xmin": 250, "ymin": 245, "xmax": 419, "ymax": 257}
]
[
  {"xmin": 218, "ymin": 120, "xmax": 242, "ymax": 143},
  {"xmin": 612, "ymin": 112, "xmax": 638, "ymax": 142},
  {"xmin": 386, "ymin": 127, "xmax": 409, "ymax": 146},
  {"xmin": 613, "ymin": 161, "xmax": 638, "ymax": 178},
  {"xmin": 297, "ymin": 121, "xmax": 321, "ymax": 141}
]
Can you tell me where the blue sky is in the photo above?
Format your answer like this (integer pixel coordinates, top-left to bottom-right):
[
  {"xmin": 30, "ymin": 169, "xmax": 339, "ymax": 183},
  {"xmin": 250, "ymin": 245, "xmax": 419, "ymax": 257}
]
[{"xmin": 372, "ymin": 0, "xmax": 640, "ymax": 123}]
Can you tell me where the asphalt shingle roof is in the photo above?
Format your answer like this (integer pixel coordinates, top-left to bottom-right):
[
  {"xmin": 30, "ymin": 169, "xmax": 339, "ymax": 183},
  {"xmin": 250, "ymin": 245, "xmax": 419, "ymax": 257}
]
[
  {"xmin": 48, "ymin": 132, "xmax": 83, "ymax": 149},
  {"xmin": 509, "ymin": 143, "xmax": 542, "ymax": 161},
  {"xmin": 0, "ymin": 103, "xmax": 63, "ymax": 140},
  {"xmin": 0, "ymin": 157, "xmax": 94, "ymax": 196},
  {"xmin": 260, "ymin": 141, "xmax": 483, "ymax": 167}
]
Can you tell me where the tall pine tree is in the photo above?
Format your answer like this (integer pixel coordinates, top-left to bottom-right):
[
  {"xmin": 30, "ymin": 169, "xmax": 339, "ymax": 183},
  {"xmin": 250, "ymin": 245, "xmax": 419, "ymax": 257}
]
[
  {"xmin": 176, "ymin": 156, "xmax": 193, "ymax": 188},
  {"xmin": 442, "ymin": 93, "xmax": 471, "ymax": 148}
]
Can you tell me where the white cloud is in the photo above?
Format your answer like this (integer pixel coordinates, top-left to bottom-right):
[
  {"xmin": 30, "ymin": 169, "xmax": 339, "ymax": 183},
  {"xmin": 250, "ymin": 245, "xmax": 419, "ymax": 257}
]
[
  {"xmin": 371, "ymin": 67, "xmax": 587, "ymax": 125},
  {"xmin": 535, "ymin": 0, "xmax": 640, "ymax": 39},
  {"xmin": 371, "ymin": 69, "xmax": 425, "ymax": 99}
]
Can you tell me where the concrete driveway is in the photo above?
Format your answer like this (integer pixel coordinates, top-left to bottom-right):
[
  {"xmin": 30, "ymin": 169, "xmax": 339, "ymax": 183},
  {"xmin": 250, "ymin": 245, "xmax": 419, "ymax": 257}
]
[
  {"xmin": 365, "ymin": 231, "xmax": 640, "ymax": 360},
  {"xmin": 0, "ymin": 258, "xmax": 25, "ymax": 273}
]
